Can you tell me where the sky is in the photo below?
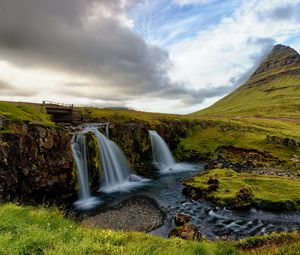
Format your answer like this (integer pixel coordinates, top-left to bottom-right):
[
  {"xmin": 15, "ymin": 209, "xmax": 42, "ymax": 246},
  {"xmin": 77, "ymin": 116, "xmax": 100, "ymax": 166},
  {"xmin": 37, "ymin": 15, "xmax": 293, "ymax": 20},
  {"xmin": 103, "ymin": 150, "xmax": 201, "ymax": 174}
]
[{"xmin": 0, "ymin": 0, "xmax": 299, "ymax": 114}]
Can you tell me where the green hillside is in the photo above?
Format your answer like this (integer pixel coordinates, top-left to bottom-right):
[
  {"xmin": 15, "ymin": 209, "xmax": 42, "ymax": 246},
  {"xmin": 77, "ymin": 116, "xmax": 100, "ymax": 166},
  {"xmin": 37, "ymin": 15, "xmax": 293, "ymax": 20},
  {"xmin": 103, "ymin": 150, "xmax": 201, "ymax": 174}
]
[
  {"xmin": 192, "ymin": 44, "xmax": 300, "ymax": 118},
  {"xmin": 178, "ymin": 45, "xmax": 300, "ymax": 172}
]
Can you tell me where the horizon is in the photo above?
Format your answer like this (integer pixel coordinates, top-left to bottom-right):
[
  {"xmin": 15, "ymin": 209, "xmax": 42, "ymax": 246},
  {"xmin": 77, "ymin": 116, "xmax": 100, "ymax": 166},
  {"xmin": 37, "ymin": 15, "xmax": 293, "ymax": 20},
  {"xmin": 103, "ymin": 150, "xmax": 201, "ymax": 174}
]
[{"xmin": 0, "ymin": 0, "xmax": 300, "ymax": 114}]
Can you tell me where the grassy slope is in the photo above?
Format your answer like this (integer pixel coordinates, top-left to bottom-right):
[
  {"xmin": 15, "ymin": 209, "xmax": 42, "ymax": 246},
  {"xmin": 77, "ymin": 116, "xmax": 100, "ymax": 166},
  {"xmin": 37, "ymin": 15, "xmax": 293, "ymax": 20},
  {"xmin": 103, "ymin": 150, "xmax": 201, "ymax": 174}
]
[
  {"xmin": 1, "ymin": 203, "xmax": 300, "ymax": 255},
  {"xmin": 179, "ymin": 48, "xmax": 300, "ymax": 168},
  {"xmin": 184, "ymin": 169, "xmax": 300, "ymax": 210},
  {"xmin": 0, "ymin": 101, "xmax": 55, "ymax": 131},
  {"xmin": 193, "ymin": 73, "xmax": 300, "ymax": 118}
]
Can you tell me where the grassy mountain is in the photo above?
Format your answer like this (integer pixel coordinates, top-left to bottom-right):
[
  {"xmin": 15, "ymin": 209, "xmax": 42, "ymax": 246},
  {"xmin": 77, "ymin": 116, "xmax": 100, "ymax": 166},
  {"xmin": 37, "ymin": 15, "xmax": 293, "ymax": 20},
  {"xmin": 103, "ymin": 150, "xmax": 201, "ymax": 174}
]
[
  {"xmin": 179, "ymin": 45, "xmax": 300, "ymax": 172},
  {"xmin": 192, "ymin": 44, "xmax": 300, "ymax": 118}
]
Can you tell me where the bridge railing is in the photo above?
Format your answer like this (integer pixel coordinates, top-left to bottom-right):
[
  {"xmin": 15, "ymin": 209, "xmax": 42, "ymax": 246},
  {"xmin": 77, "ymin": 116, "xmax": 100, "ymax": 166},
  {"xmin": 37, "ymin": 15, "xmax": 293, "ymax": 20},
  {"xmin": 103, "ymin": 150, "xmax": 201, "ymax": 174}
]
[{"xmin": 42, "ymin": 101, "xmax": 74, "ymax": 109}]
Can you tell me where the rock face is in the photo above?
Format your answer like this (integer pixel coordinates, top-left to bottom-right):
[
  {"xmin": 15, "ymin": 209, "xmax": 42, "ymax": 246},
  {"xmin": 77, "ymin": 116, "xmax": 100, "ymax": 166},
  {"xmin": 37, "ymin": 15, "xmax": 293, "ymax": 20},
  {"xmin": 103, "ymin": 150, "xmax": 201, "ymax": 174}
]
[
  {"xmin": 266, "ymin": 135, "xmax": 300, "ymax": 148},
  {"xmin": 108, "ymin": 120, "xmax": 195, "ymax": 176},
  {"xmin": 252, "ymin": 44, "xmax": 300, "ymax": 78},
  {"xmin": 0, "ymin": 119, "xmax": 194, "ymax": 203},
  {"xmin": 0, "ymin": 125, "xmax": 76, "ymax": 202}
]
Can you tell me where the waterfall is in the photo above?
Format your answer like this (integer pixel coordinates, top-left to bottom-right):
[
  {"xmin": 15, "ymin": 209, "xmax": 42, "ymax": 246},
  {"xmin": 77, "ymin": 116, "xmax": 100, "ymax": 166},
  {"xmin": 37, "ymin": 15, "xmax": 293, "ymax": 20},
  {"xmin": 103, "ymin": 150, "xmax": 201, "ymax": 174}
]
[
  {"xmin": 71, "ymin": 124, "xmax": 146, "ymax": 209},
  {"xmin": 149, "ymin": 130, "xmax": 176, "ymax": 172},
  {"xmin": 91, "ymin": 128, "xmax": 143, "ymax": 193},
  {"xmin": 149, "ymin": 130, "xmax": 200, "ymax": 174},
  {"xmin": 71, "ymin": 133, "xmax": 101, "ymax": 210}
]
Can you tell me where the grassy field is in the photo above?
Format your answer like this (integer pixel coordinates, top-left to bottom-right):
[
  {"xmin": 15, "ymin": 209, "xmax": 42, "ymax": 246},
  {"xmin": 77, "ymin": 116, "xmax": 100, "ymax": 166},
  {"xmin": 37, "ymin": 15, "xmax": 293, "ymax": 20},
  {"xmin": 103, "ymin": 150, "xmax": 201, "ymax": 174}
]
[
  {"xmin": 78, "ymin": 107, "xmax": 183, "ymax": 125},
  {"xmin": 184, "ymin": 169, "xmax": 300, "ymax": 210},
  {"xmin": 177, "ymin": 117, "xmax": 300, "ymax": 170},
  {"xmin": 0, "ymin": 203, "xmax": 300, "ymax": 255}
]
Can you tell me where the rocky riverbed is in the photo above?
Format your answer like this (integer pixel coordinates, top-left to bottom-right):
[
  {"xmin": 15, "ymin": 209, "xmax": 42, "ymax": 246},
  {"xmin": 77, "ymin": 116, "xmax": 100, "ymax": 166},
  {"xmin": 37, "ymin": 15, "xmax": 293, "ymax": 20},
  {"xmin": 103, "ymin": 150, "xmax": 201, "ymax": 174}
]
[{"xmin": 81, "ymin": 195, "xmax": 164, "ymax": 232}]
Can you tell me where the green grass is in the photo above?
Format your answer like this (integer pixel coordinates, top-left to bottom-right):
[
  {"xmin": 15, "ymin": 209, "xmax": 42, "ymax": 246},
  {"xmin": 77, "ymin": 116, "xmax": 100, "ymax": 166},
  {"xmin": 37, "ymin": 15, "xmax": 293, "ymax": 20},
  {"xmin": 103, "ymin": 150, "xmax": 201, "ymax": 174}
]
[
  {"xmin": 0, "ymin": 204, "xmax": 300, "ymax": 255},
  {"xmin": 177, "ymin": 118, "xmax": 300, "ymax": 170},
  {"xmin": 0, "ymin": 203, "xmax": 236, "ymax": 255},
  {"xmin": 0, "ymin": 101, "xmax": 55, "ymax": 129},
  {"xmin": 1, "ymin": 203, "xmax": 300, "ymax": 255},
  {"xmin": 184, "ymin": 169, "xmax": 300, "ymax": 210},
  {"xmin": 192, "ymin": 72, "xmax": 300, "ymax": 118},
  {"xmin": 78, "ymin": 107, "xmax": 185, "ymax": 125}
]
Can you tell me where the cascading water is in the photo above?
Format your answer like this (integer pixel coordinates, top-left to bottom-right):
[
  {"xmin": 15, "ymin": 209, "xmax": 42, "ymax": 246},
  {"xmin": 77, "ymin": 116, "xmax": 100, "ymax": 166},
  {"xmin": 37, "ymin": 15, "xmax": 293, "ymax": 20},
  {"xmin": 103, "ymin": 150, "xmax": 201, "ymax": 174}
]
[
  {"xmin": 149, "ymin": 130, "xmax": 176, "ymax": 171},
  {"xmin": 72, "ymin": 124, "xmax": 146, "ymax": 209},
  {"xmin": 71, "ymin": 133, "xmax": 101, "ymax": 210},
  {"xmin": 149, "ymin": 130, "xmax": 199, "ymax": 174},
  {"xmin": 91, "ymin": 128, "xmax": 144, "ymax": 193}
]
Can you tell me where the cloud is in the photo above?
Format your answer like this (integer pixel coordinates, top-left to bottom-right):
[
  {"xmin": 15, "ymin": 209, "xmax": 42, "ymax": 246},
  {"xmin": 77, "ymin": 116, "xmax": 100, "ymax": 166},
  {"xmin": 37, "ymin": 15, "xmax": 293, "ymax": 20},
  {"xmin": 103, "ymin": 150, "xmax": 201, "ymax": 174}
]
[
  {"xmin": 257, "ymin": 3, "xmax": 300, "ymax": 22},
  {"xmin": 168, "ymin": 0, "xmax": 300, "ymax": 108},
  {"xmin": 0, "ymin": 0, "xmax": 299, "ymax": 114},
  {"xmin": 0, "ymin": 0, "xmax": 238, "ymax": 108},
  {"xmin": 174, "ymin": 0, "xmax": 216, "ymax": 6},
  {"xmin": 0, "ymin": 79, "xmax": 37, "ymax": 97}
]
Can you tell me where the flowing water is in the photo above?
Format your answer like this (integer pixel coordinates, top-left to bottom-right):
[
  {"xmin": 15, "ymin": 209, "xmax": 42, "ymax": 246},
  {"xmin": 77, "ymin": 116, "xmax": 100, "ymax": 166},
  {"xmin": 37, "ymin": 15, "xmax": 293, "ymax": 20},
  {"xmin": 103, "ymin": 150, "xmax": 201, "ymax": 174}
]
[
  {"xmin": 71, "ymin": 133, "xmax": 101, "ymax": 210},
  {"xmin": 147, "ymin": 168, "xmax": 300, "ymax": 240},
  {"xmin": 149, "ymin": 130, "xmax": 176, "ymax": 171},
  {"xmin": 91, "ymin": 128, "xmax": 146, "ymax": 193},
  {"xmin": 72, "ymin": 127, "xmax": 300, "ymax": 239},
  {"xmin": 72, "ymin": 124, "xmax": 146, "ymax": 209},
  {"xmin": 149, "ymin": 130, "xmax": 199, "ymax": 174}
]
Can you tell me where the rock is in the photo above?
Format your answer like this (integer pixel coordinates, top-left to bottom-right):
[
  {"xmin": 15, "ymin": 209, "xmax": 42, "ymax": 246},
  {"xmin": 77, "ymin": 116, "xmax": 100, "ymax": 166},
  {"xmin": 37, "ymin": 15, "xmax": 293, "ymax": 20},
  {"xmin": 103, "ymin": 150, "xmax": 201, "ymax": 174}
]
[
  {"xmin": 266, "ymin": 135, "xmax": 300, "ymax": 148},
  {"xmin": 174, "ymin": 213, "xmax": 191, "ymax": 226},
  {"xmin": 207, "ymin": 176, "xmax": 219, "ymax": 185},
  {"xmin": 0, "ymin": 117, "xmax": 4, "ymax": 130},
  {"xmin": 207, "ymin": 177, "xmax": 219, "ymax": 191},
  {"xmin": 232, "ymin": 186, "xmax": 253, "ymax": 210},
  {"xmin": 81, "ymin": 196, "xmax": 164, "ymax": 232},
  {"xmin": 169, "ymin": 224, "xmax": 202, "ymax": 240},
  {"xmin": 0, "ymin": 125, "xmax": 75, "ymax": 203}
]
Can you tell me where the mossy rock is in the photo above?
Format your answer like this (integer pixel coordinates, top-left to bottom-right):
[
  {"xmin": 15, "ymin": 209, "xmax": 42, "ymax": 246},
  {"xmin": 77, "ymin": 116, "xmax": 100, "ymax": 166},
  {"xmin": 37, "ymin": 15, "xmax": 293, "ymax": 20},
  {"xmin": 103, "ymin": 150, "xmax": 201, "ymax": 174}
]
[{"xmin": 183, "ymin": 168, "xmax": 300, "ymax": 211}]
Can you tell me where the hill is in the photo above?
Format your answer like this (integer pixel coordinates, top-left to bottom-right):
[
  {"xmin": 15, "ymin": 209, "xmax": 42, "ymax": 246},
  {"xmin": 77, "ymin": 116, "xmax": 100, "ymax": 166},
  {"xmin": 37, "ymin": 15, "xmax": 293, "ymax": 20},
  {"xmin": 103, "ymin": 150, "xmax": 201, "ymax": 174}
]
[
  {"xmin": 192, "ymin": 44, "xmax": 300, "ymax": 118},
  {"xmin": 178, "ymin": 45, "xmax": 300, "ymax": 173}
]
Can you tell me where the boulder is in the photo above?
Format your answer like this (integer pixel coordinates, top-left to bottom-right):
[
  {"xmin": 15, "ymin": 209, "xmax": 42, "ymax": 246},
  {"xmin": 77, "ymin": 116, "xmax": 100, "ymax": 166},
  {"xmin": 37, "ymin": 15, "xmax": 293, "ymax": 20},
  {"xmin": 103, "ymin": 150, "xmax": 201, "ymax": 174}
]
[
  {"xmin": 169, "ymin": 224, "xmax": 202, "ymax": 240},
  {"xmin": 174, "ymin": 213, "xmax": 191, "ymax": 226},
  {"xmin": 0, "ymin": 117, "xmax": 4, "ymax": 130},
  {"xmin": 207, "ymin": 177, "xmax": 220, "ymax": 191}
]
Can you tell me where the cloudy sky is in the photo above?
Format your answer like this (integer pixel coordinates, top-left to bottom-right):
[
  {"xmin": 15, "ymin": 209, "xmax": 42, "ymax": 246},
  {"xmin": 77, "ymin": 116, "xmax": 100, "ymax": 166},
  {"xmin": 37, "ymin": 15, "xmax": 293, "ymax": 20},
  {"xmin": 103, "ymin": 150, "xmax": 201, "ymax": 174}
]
[{"xmin": 0, "ymin": 0, "xmax": 299, "ymax": 114}]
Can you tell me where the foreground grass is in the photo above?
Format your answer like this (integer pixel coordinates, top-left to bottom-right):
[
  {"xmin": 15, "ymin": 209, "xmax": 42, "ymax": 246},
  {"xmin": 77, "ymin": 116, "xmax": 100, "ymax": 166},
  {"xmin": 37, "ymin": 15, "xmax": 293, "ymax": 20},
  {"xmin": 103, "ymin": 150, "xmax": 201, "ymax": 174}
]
[
  {"xmin": 0, "ymin": 204, "xmax": 300, "ymax": 255},
  {"xmin": 0, "ymin": 204, "xmax": 234, "ymax": 255},
  {"xmin": 184, "ymin": 169, "xmax": 300, "ymax": 211}
]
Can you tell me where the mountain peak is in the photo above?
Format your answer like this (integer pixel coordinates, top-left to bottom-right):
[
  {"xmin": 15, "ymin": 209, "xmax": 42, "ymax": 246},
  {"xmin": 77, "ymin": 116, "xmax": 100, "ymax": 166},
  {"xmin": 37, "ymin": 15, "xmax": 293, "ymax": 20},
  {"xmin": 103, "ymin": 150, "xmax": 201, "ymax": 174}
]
[{"xmin": 251, "ymin": 44, "xmax": 300, "ymax": 77}]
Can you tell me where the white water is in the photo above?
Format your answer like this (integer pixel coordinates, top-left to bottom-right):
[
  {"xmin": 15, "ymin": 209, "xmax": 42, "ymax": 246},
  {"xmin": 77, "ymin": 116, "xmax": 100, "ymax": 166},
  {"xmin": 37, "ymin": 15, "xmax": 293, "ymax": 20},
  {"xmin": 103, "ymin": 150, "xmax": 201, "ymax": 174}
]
[
  {"xmin": 72, "ymin": 124, "xmax": 146, "ymax": 210},
  {"xmin": 149, "ymin": 130, "xmax": 176, "ymax": 171},
  {"xmin": 91, "ymin": 128, "xmax": 146, "ymax": 193},
  {"xmin": 149, "ymin": 130, "xmax": 199, "ymax": 174},
  {"xmin": 71, "ymin": 133, "xmax": 101, "ymax": 210}
]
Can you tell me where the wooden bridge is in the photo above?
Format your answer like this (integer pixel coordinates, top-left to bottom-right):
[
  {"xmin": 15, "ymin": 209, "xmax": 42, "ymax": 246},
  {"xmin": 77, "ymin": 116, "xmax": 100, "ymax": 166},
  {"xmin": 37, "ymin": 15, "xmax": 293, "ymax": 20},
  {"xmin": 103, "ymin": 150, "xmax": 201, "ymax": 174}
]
[{"xmin": 43, "ymin": 101, "xmax": 81, "ymax": 123}]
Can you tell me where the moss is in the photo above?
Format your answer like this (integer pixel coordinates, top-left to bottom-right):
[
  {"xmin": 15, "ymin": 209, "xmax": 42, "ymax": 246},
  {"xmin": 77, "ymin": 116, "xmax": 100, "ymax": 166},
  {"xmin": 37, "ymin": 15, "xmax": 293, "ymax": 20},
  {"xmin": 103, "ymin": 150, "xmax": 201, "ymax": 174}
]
[
  {"xmin": 86, "ymin": 132, "xmax": 101, "ymax": 189},
  {"xmin": 179, "ymin": 119, "xmax": 300, "ymax": 170},
  {"xmin": 0, "ymin": 101, "xmax": 55, "ymax": 129},
  {"xmin": 184, "ymin": 169, "xmax": 300, "ymax": 211},
  {"xmin": 237, "ymin": 232, "xmax": 300, "ymax": 250}
]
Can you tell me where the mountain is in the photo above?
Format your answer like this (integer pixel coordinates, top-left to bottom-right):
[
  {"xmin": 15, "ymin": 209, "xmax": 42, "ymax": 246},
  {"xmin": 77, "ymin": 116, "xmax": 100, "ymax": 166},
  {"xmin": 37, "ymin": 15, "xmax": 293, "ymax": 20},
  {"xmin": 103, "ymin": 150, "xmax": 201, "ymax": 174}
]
[{"xmin": 193, "ymin": 44, "xmax": 300, "ymax": 118}]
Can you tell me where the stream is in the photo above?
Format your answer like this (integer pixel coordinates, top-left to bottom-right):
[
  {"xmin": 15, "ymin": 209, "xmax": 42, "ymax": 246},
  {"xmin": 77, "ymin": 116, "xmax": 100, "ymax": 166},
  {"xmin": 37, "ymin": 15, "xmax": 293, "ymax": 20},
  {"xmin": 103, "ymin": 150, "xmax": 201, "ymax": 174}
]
[{"xmin": 81, "ymin": 162, "xmax": 300, "ymax": 240}]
